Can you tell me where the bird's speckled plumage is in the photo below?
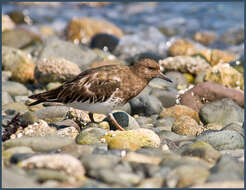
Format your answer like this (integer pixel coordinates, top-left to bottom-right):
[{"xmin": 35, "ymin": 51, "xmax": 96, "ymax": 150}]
[{"xmin": 29, "ymin": 59, "xmax": 172, "ymax": 114}]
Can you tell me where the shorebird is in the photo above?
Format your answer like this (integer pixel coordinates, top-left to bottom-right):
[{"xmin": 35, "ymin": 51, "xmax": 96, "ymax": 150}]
[{"xmin": 29, "ymin": 58, "xmax": 172, "ymax": 130}]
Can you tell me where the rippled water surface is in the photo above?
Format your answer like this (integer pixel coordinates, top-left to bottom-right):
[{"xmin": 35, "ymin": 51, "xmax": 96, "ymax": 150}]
[{"xmin": 2, "ymin": 2, "xmax": 244, "ymax": 36}]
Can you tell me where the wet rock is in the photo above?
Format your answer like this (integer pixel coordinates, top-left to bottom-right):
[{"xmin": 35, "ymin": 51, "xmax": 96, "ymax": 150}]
[
  {"xmin": 102, "ymin": 128, "xmax": 160, "ymax": 151},
  {"xmin": 159, "ymin": 56, "xmax": 211, "ymax": 75},
  {"xmin": 105, "ymin": 110, "xmax": 140, "ymax": 130},
  {"xmin": 197, "ymin": 130, "xmax": 244, "ymax": 150},
  {"xmin": 130, "ymin": 93, "xmax": 163, "ymax": 116},
  {"xmin": 90, "ymin": 33, "xmax": 119, "ymax": 53},
  {"xmin": 3, "ymin": 102, "xmax": 29, "ymax": 115},
  {"xmin": 3, "ymin": 136, "xmax": 74, "ymax": 152},
  {"xmin": 193, "ymin": 31, "xmax": 217, "ymax": 46},
  {"xmin": 199, "ymin": 98, "xmax": 244, "ymax": 126},
  {"xmin": 38, "ymin": 39, "xmax": 98, "ymax": 70},
  {"xmin": 221, "ymin": 122, "xmax": 244, "ymax": 137},
  {"xmin": 151, "ymin": 87, "xmax": 178, "ymax": 108},
  {"xmin": 205, "ymin": 63, "xmax": 244, "ymax": 90},
  {"xmin": 115, "ymin": 26, "xmax": 167, "ymax": 59},
  {"xmin": 3, "ymin": 81, "xmax": 29, "ymax": 96},
  {"xmin": 182, "ymin": 141, "xmax": 221, "ymax": 164},
  {"xmin": 35, "ymin": 57, "xmax": 81, "ymax": 84},
  {"xmin": 2, "ymin": 91, "xmax": 14, "ymax": 105},
  {"xmin": 2, "ymin": 28, "xmax": 42, "ymax": 49},
  {"xmin": 207, "ymin": 155, "xmax": 244, "ymax": 182},
  {"xmin": 166, "ymin": 165, "xmax": 210, "ymax": 187},
  {"xmin": 76, "ymin": 127, "xmax": 107, "ymax": 145},
  {"xmin": 10, "ymin": 153, "xmax": 34, "ymax": 164},
  {"xmin": 66, "ymin": 17, "xmax": 123, "ymax": 44},
  {"xmin": 19, "ymin": 154, "xmax": 85, "ymax": 182},
  {"xmin": 160, "ymin": 105, "xmax": 200, "ymax": 123},
  {"xmin": 172, "ymin": 115, "xmax": 201, "ymax": 136},
  {"xmin": 2, "ymin": 14, "xmax": 15, "ymax": 32},
  {"xmin": 2, "ymin": 46, "xmax": 35, "ymax": 83},
  {"xmin": 180, "ymin": 82, "xmax": 244, "ymax": 112}
]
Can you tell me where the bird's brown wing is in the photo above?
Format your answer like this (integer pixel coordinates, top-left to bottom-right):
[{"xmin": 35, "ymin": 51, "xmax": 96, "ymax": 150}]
[
  {"xmin": 56, "ymin": 75, "xmax": 121, "ymax": 104},
  {"xmin": 29, "ymin": 71, "xmax": 121, "ymax": 106}
]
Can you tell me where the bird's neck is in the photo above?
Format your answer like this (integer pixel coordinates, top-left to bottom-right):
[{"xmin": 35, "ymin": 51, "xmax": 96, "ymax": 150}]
[{"xmin": 129, "ymin": 65, "xmax": 150, "ymax": 83}]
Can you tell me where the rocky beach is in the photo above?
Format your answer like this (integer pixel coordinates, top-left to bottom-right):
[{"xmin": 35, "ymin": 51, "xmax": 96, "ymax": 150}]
[{"xmin": 2, "ymin": 2, "xmax": 244, "ymax": 188}]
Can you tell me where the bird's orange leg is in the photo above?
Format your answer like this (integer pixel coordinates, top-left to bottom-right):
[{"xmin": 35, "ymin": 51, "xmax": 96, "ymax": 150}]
[{"xmin": 109, "ymin": 113, "xmax": 125, "ymax": 131}]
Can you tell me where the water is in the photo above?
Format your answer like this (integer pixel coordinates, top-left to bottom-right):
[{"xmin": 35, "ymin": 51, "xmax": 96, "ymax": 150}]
[{"xmin": 2, "ymin": 2, "xmax": 244, "ymax": 37}]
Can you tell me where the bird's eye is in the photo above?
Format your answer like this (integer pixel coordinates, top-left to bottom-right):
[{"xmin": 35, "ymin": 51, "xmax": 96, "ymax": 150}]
[{"xmin": 148, "ymin": 66, "xmax": 156, "ymax": 70}]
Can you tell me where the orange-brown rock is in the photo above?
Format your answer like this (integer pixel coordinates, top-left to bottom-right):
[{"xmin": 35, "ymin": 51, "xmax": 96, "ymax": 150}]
[{"xmin": 66, "ymin": 17, "xmax": 123, "ymax": 44}]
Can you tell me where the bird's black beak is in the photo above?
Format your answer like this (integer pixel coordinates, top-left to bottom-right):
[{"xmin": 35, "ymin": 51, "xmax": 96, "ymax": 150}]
[{"xmin": 158, "ymin": 72, "xmax": 172, "ymax": 83}]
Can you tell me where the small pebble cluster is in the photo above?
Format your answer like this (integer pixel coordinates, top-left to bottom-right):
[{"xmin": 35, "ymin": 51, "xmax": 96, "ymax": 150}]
[{"xmin": 2, "ymin": 2, "xmax": 244, "ymax": 188}]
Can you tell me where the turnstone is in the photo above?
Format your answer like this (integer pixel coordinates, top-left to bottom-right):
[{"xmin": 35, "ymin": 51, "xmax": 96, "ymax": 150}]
[{"xmin": 28, "ymin": 58, "xmax": 172, "ymax": 130}]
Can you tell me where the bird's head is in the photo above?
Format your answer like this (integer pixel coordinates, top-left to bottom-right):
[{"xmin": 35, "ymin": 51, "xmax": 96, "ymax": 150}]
[{"xmin": 132, "ymin": 58, "xmax": 172, "ymax": 83}]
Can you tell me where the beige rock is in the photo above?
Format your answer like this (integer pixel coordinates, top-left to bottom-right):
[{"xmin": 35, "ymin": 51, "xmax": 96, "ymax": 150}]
[
  {"xmin": 102, "ymin": 128, "xmax": 161, "ymax": 151},
  {"xmin": 66, "ymin": 17, "xmax": 123, "ymax": 44},
  {"xmin": 193, "ymin": 31, "xmax": 217, "ymax": 46},
  {"xmin": 35, "ymin": 57, "xmax": 81, "ymax": 84},
  {"xmin": 159, "ymin": 56, "xmax": 211, "ymax": 74},
  {"xmin": 137, "ymin": 177, "xmax": 164, "ymax": 188},
  {"xmin": 172, "ymin": 115, "xmax": 201, "ymax": 136},
  {"xmin": 160, "ymin": 105, "xmax": 200, "ymax": 123},
  {"xmin": 205, "ymin": 63, "xmax": 244, "ymax": 90},
  {"xmin": 123, "ymin": 151, "xmax": 161, "ymax": 165},
  {"xmin": 18, "ymin": 154, "xmax": 85, "ymax": 182},
  {"xmin": 191, "ymin": 181, "xmax": 244, "ymax": 188},
  {"xmin": 2, "ymin": 46, "xmax": 35, "ymax": 83}
]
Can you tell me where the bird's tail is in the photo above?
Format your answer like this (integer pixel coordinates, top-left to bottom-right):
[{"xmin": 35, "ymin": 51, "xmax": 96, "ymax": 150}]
[{"xmin": 28, "ymin": 87, "xmax": 61, "ymax": 106}]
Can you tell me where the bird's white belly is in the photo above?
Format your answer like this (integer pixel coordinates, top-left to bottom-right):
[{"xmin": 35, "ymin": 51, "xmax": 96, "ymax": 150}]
[{"xmin": 66, "ymin": 101, "xmax": 121, "ymax": 114}]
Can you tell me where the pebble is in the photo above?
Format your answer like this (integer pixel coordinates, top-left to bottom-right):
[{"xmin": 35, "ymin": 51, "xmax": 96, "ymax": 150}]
[
  {"xmin": 38, "ymin": 39, "xmax": 98, "ymax": 70},
  {"xmin": 130, "ymin": 93, "xmax": 163, "ymax": 116},
  {"xmin": 160, "ymin": 105, "xmax": 200, "ymax": 123},
  {"xmin": 205, "ymin": 63, "xmax": 244, "ymax": 90},
  {"xmin": 172, "ymin": 115, "xmax": 201, "ymax": 136},
  {"xmin": 66, "ymin": 17, "xmax": 123, "ymax": 44},
  {"xmin": 102, "ymin": 128, "xmax": 160, "ymax": 151},
  {"xmin": 3, "ymin": 136, "xmax": 74, "ymax": 152},
  {"xmin": 166, "ymin": 165, "xmax": 210, "ymax": 187},
  {"xmin": 199, "ymin": 98, "xmax": 244, "ymax": 126},
  {"xmin": 197, "ymin": 130, "xmax": 244, "ymax": 150},
  {"xmin": 181, "ymin": 141, "xmax": 221, "ymax": 164},
  {"xmin": 2, "ymin": 91, "xmax": 14, "ymax": 105},
  {"xmin": 18, "ymin": 154, "xmax": 85, "ymax": 182},
  {"xmin": 159, "ymin": 56, "xmax": 211, "ymax": 75},
  {"xmin": 3, "ymin": 102, "xmax": 29, "ymax": 115},
  {"xmin": 90, "ymin": 33, "xmax": 119, "ymax": 53},
  {"xmin": 180, "ymin": 82, "xmax": 244, "ymax": 112},
  {"xmin": 2, "ymin": 81, "xmax": 29, "ymax": 96},
  {"xmin": 76, "ymin": 127, "xmax": 107, "ymax": 145},
  {"xmin": 105, "ymin": 110, "xmax": 140, "ymax": 130},
  {"xmin": 35, "ymin": 57, "xmax": 81, "ymax": 84}
]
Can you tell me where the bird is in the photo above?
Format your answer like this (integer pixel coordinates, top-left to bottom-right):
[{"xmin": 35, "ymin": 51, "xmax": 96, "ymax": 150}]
[{"xmin": 28, "ymin": 58, "xmax": 172, "ymax": 131}]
